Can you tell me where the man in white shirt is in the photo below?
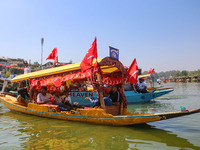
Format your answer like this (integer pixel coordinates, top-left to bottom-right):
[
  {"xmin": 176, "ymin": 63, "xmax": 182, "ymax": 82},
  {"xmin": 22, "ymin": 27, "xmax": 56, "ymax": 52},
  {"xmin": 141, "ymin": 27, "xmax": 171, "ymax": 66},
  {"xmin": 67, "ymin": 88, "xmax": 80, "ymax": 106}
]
[
  {"xmin": 64, "ymin": 91, "xmax": 72, "ymax": 104},
  {"xmin": 24, "ymin": 61, "xmax": 31, "ymax": 74},
  {"xmin": 137, "ymin": 78, "xmax": 148, "ymax": 93},
  {"xmin": 37, "ymin": 86, "xmax": 53, "ymax": 104}
]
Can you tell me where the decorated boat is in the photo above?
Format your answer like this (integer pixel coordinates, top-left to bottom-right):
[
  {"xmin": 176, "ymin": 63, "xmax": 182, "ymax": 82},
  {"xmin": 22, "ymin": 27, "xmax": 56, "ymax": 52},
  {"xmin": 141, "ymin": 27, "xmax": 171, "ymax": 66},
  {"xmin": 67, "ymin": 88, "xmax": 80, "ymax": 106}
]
[
  {"xmin": 0, "ymin": 56, "xmax": 198, "ymax": 126},
  {"xmin": 4, "ymin": 67, "xmax": 173, "ymax": 105},
  {"xmin": 1, "ymin": 94, "xmax": 200, "ymax": 125}
]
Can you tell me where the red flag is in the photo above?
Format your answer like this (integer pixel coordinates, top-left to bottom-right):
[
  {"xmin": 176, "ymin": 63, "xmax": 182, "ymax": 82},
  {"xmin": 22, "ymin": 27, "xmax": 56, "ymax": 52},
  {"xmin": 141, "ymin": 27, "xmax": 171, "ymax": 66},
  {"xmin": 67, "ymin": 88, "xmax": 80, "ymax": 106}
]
[
  {"xmin": 148, "ymin": 68, "xmax": 155, "ymax": 74},
  {"xmin": 152, "ymin": 68, "xmax": 155, "ymax": 74},
  {"xmin": 46, "ymin": 48, "xmax": 57, "ymax": 60},
  {"xmin": 126, "ymin": 58, "xmax": 138, "ymax": 85},
  {"xmin": 80, "ymin": 37, "xmax": 97, "ymax": 72},
  {"xmin": 148, "ymin": 68, "xmax": 152, "ymax": 73},
  {"xmin": 93, "ymin": 62, "xmax": 99, "ymax": 73},
  {"xmin": 53, "ymin": 56, "xmax": 58, "ymax": 65}
]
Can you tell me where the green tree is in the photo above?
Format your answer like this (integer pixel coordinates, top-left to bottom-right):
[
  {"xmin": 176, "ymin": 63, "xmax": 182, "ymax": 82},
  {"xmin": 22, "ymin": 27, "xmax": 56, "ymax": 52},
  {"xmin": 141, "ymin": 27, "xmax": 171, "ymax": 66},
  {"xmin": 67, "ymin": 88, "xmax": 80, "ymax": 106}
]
[
  {"xmin": 10, "ymin": 68, "xmax": 23, "ymax": 74},
  {"xmin": 188, "ymin": 71, "xmax": 194, "ymax": 76},
  {"xmin": 174, "ymin": 72, "xmax": 180, "ymax": 78},
  {"xmin": 196, "ymin": 69, "xmax": 200, "ymax": 76},
  {"xmin": 181, "ymin": 70, "xmax": 188, "ymax": 77}
]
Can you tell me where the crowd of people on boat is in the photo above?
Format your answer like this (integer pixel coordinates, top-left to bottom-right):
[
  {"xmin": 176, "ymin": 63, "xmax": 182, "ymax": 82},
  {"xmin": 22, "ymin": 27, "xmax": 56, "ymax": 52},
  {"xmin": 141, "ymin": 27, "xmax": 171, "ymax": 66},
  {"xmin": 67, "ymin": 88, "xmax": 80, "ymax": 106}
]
[
  {"xmin": 16, "ymin": 77, "xmax": 150, "ymax": 110},
  {"xmin": 16, "ymin": 80, "xmax": 123, "ymax": 110}
]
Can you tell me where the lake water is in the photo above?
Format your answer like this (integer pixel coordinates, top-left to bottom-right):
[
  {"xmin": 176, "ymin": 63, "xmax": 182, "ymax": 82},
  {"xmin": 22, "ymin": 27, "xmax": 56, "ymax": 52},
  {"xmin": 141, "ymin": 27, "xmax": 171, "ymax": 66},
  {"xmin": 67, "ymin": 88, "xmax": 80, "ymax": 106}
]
[{"xmin": 0, "ymin": 82, "xmax": 200, "ymax": 150}]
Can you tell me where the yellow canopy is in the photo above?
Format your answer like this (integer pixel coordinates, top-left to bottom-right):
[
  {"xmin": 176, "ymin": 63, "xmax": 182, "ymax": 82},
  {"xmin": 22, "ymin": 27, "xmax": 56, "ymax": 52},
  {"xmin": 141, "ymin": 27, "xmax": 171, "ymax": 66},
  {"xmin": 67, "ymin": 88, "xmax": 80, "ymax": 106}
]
[
  {"xmin": 138, "ymin": 73, "xmax": 151, "ymax": 78},
  {"xmin": 11, "ymin": 58, "xmax": 121, "ymax": 82}
]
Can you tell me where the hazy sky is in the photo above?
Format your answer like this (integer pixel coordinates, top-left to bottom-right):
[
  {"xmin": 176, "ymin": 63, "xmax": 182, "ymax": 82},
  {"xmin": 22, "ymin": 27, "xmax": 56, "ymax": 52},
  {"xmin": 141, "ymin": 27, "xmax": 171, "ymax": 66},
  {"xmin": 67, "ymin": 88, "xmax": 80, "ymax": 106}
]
[{"xmin": 0, "ymin": 0, "xmax": 199, "ymax": 72}]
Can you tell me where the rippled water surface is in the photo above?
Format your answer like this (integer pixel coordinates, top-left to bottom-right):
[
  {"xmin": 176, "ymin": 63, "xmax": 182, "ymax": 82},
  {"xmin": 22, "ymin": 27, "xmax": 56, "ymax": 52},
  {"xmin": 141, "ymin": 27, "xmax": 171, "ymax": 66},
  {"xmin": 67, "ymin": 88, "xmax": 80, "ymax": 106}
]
[{"xmin": 0, "ymin": 82, "xmax": 200, "ymax": 150}]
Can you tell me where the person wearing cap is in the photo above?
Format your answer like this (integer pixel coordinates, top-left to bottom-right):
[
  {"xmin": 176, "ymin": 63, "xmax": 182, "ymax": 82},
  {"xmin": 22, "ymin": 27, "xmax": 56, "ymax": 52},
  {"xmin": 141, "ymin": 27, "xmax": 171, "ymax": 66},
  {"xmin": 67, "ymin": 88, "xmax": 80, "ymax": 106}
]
[
  {"xmin": 24, "ymin": 61, "xmax": 31, "ymax": 74},
  {"xmin": 136, "ymin": 78, "xmax": 147, "ymax": 93}
]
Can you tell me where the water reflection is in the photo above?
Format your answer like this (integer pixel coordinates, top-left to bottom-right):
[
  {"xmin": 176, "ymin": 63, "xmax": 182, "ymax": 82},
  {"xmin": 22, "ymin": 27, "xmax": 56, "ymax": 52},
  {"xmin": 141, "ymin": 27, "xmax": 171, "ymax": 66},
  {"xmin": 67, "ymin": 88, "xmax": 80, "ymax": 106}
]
[
  {"xmin": 1, "ymin": 111, "xmax": 199, "ymax": 150},
  {"xmin": 127, "ymin": 101, "xmax": 175, "ymax": 114}
]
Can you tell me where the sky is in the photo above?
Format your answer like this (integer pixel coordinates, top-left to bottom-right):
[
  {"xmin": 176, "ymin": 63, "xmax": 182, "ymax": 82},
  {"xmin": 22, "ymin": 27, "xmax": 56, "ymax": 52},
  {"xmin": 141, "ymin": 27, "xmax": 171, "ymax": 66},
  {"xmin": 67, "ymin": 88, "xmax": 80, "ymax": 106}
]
[{"xmin": 0, "ymin": 0, "xmax": 200, "ymax": 72}]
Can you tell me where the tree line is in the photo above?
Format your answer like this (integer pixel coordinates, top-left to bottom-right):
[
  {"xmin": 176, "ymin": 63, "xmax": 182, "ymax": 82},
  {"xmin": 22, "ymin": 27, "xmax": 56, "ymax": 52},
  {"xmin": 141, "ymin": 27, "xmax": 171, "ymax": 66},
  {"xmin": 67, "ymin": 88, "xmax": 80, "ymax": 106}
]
[{"xmin": 143, "ymin": 69, "xmax": 200, "ymax": 80}]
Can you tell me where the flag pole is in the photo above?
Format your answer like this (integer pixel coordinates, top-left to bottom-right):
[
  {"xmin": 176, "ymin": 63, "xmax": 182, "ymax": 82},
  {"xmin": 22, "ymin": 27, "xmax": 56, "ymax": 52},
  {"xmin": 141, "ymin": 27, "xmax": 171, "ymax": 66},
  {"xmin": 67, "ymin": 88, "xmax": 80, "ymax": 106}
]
[
  {"xmin": 41, "ymin": 38, "xmax": 44, "ymax": 70},
  {"xmin": 95, "ymin": 37, "xmax": 105, "ymax": 110}
]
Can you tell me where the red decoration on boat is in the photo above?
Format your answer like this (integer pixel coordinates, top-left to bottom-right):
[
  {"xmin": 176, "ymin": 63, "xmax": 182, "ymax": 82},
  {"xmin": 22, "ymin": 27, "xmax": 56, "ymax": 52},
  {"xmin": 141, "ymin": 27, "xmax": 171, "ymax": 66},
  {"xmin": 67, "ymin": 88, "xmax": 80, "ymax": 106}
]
[
  {"xmin": 80, "ymin": 72, "xmax": 86, "ymax": 79},
  {"xmin": 73, "ymin": 72, "xmax": 80, "ymax": 79},
  {"xmin": 30, "ymin": 79, "xmax": 40, "ymax": 86},
  {"xmin": 54, "ymin": 78, "xmax": 61, "ymax": 87},
  {"xmin": 63, "ymin": 74, "xmax": 75, "ymax": 82},
  {"xmin": 101, "ymin": 74, "xmax": 125, "ymax": 86},
  {"xmin": 35, "ymin": 86, "xmax": 41, "ymax": 91}
]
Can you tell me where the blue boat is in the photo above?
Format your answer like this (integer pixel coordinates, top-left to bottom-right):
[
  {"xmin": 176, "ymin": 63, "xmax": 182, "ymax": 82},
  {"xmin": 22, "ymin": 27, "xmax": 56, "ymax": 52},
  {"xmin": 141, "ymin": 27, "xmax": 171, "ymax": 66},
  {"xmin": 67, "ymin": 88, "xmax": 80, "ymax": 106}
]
[
  {"xmin": 69, "ymin": 88, "xmax": 174, "ymax": 106},
  {"xmin": 125, "ymin": 88, "xmax": 173, "ymax": 104}
]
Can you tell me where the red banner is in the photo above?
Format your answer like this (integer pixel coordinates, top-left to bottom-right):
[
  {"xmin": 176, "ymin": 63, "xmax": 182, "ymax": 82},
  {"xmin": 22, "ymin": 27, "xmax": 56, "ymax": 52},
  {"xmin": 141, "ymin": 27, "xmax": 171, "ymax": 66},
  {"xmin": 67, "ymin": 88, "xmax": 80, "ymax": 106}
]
[{"xmin": 101, "ymin": 74, "xmax": 126, "ymax": 86}]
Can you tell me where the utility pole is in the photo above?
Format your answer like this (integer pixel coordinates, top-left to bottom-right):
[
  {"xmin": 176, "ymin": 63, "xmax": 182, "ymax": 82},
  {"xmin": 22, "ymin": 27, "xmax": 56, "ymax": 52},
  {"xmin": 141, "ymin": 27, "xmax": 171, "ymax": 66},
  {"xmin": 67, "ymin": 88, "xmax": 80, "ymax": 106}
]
[{"xmin": 41, "ymin": 37, "xmax": 44, "ymax": 69}]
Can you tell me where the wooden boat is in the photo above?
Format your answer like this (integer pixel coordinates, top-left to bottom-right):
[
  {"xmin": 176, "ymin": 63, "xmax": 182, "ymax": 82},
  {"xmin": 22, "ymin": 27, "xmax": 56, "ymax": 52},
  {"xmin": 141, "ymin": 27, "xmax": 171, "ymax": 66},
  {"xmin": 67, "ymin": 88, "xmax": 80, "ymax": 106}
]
[
  {"xmin": 125, "ymin": 88, "xmax": 173, "ymax": 103},
  {"xmin": 0, "ymin": 57, "xmax": 199, "ymax": 126},
  {"xmin": 1, "ymin": 94, "xmax": 200, "ymax": 126}
]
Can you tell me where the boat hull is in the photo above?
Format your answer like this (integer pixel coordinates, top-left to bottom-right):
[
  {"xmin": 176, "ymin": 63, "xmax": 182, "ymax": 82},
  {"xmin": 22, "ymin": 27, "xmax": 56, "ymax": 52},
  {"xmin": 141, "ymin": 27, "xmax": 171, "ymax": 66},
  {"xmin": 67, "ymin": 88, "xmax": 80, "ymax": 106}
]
[
  {"xmin": 0, "ymin": 95, "xmax": 199, "ymax": 126},
  {"xmin": 126, "ymin": 89, "xmax": 174, "ymax": 104}
]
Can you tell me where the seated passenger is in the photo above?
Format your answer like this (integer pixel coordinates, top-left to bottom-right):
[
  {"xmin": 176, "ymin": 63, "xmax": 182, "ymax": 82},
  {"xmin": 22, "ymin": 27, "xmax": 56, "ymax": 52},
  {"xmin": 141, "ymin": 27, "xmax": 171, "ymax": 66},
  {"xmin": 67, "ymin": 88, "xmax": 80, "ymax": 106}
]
[
  {"xmin": 17, "ymin": 81, "xmax": 30, "ymax": 106},
  {"xmin": 61, "ymin": 90, "xmax": 82, "ymax": 110},
  {"xmin": 85, "ymin": 90, "xmax": 113, "ymax": 107},
  {"xmin": 136, "ymin": 78, "xmax": 148, "ymax": 93},
  {"xmin": 53, "ymin": 91, "xmax": 71, "ymax": 111},
  {"xmin": 54, "ymin": 91, "xmax": 63, "ymax": 104},
  {"xmin": 62, "ymin": 91, "xmax": 72, "ymax": 105},
  {"xmin": 37, "ymin": 86, "xmax": 53, "ymax": 104},
  {"xmin": 109, "ymin": 85, "xmax": 121, "ymax": 103}
]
